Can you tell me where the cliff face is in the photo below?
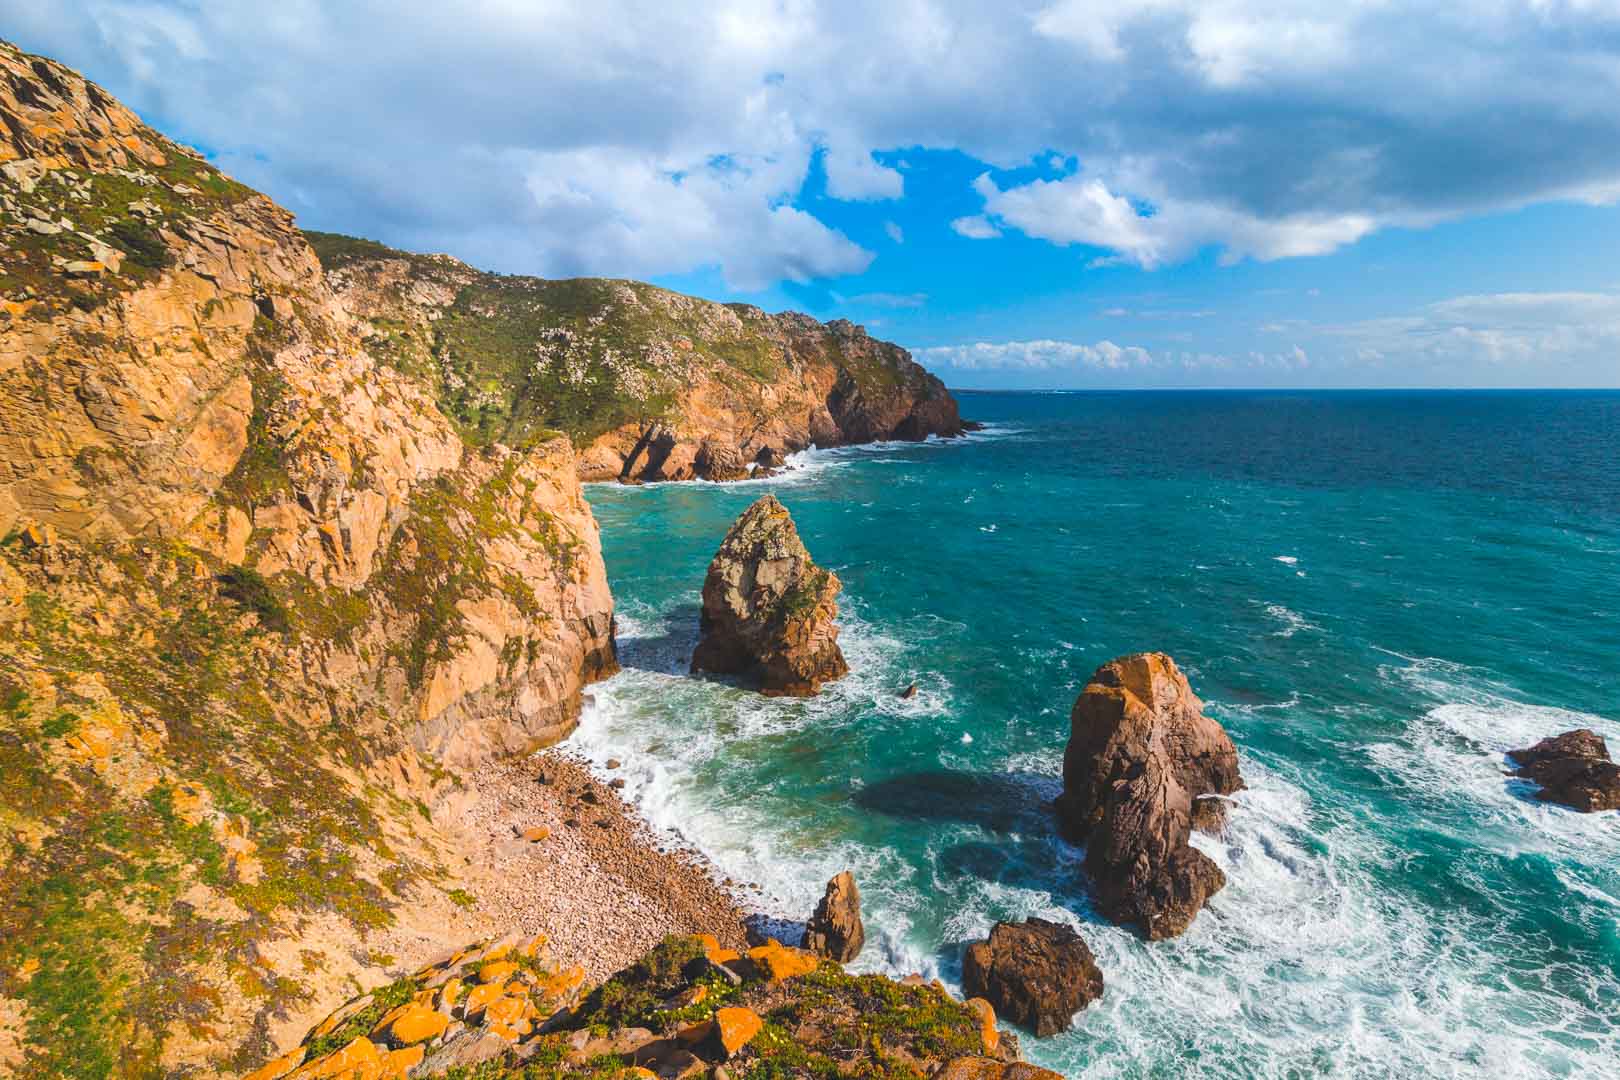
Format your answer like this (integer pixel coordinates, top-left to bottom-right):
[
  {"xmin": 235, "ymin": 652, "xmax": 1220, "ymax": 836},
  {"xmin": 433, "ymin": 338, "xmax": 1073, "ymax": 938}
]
[
  {"xmin": 0, "ymin": 40, "xmax": 613, "ymax": 1076},
  {"xmin": 305, "ymin": 232, "xmax": 967, "ymax": 483}
]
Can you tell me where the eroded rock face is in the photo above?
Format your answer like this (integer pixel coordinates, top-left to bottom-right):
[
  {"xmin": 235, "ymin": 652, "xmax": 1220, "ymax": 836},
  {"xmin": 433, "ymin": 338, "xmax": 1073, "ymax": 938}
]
[
  {"xmin": 0, "ymin": 40, "xmax": 616, "ymax": 1075},
  {"xmin": 310, "ymin": 237, "xmax": 967, "ymax": 485},
  {"xmin": 1508, "ymin": 729, "xmax": 1620, "ymax": 812},
  {"xmin": 690, "ymin": 496, "xmax": 847, "ymax": 696},
  {"xmin": 1055, "ymin": 653, "xmax": 1245, "ymax": 940},
  {"xmin": 961, "ymin": 919, "xmax": 1104, "ymax": 1038},
  {"xmin": 803, "ymin": 871, "xmax": 864, "ymax": 962}
]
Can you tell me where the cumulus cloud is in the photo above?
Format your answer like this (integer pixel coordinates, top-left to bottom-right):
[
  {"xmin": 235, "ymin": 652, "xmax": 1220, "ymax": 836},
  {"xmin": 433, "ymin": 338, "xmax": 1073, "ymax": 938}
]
[
  {"xmin": 950, "ymin": 215, "xmax": 1002, "ymax": 239},
  {"xmin": 1330, "ymin": 291, "xmax": 1620, "ymax": 373},
  {"xmin": 8, "ymin": 1, "xmax": 1620, "ymax": 282},
  {"xmin": 915, "ymin": 339, "xmax": 1157, "ymax": 371}
]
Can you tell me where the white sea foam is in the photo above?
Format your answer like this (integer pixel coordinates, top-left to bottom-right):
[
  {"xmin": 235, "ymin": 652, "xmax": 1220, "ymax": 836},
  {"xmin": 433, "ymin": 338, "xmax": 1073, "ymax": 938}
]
[
  {"xmin": 1259, "ymin": 602, "xmax": 1320, "ymax": 638},
  {"xmin": 1273, "ymin": 555, "xmax": 1299, "ymax": 565},
  {"xmin": 570, "ymin": 604, "xmax": 1620, "ymax": 1079},
  {"xmin": 1369, "ymin": 657, "xmax": 1620, "ymax": 852}
]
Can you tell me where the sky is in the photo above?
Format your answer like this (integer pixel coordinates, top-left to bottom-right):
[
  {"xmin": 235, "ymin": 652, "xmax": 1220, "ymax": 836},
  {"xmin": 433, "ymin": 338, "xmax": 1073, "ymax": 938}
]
[{"xmin": 8, "ymin": 1, "xmax": 1620, "ymax": 388}]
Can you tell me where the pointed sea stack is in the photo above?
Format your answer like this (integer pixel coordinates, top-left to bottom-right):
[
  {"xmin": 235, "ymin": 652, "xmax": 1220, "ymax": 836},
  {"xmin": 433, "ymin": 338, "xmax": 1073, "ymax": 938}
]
[
  {"xmin": 691, "ymin": 495, "xmax": 848, "ymax": 696},
  {"xmin": 803, "ymin": 871, "xmax": 865, "ymax": 962},
  {"xmin": 1055, "ymin": 653, "xmax": 1245, "ymax": 940}
]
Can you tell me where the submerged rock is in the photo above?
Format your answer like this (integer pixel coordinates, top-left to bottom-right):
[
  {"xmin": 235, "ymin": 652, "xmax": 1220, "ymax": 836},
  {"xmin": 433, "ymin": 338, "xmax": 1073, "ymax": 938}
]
[
  {"xmin": 1508, "ymin": 729, "xmax": 1620, "ymax": 812},
  {"xmin": 690, "ymin": 495, "xmax": 848, "ymax": 695},
  {"xmin": 961, "ymin": 918, "xmax": 1104, "ymax": 1037},
  {"xmin": 1055, "ymin": 653, "xmax": 1245, "ymax": 940},
  {"xmin": 803, "ymin": 871, "xmax": 865, "ymax": 962}
]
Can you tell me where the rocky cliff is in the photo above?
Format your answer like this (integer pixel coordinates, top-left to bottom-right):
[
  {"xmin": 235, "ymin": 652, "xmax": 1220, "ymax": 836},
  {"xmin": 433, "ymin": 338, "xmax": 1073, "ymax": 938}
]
[
  {"xmin": 303, "ymin": 232, "xmax": 967, "ymax": 482},
  {"xmin": 0, "ymin": 40, "xmax": 614, "ymax": 1077}
]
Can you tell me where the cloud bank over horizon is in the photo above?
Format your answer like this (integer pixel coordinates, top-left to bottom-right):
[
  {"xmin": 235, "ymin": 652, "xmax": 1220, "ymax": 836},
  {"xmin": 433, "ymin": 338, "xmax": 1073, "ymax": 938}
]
[{"xmin": 7, "ymin": 1, "xmax": 1620, "ymax": 385}]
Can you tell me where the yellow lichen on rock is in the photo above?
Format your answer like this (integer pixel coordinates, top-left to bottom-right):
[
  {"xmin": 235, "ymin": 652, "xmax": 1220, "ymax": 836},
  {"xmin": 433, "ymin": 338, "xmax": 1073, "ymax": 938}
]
[{"xmin": 745, "ymin": 940, "xmax": 818, "ymax": 982}]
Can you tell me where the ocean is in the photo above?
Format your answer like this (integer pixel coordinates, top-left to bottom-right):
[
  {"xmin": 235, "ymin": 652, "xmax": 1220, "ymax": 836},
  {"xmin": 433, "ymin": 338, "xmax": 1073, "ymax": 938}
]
[{"xmin": 572, "ymin": 390, "xmax": 1620, "ymax": 1078}]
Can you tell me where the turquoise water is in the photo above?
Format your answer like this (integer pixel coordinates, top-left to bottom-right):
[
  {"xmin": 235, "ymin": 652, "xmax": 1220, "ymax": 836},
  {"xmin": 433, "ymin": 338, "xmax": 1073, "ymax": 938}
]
[{"xmin": 573, "ymin": 391, "xmax": 1620, "ymax": 1079}]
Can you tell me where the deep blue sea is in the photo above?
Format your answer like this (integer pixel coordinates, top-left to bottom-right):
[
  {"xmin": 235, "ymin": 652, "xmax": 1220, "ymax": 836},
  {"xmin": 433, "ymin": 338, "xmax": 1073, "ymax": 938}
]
[{"xmin": 575, "ymin": 390, "xmax": 1620, "ymax": 1079}]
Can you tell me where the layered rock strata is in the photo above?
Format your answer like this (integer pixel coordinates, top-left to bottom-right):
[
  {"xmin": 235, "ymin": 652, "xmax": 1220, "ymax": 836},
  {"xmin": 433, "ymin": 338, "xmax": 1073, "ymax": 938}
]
[
  {"xmin": 690, "ymin": 495, "xmax": 848, "ymax": 695},
  {"xmin": 1055, "ymin": 653, "xmax": 1245, "ymax": 940}
]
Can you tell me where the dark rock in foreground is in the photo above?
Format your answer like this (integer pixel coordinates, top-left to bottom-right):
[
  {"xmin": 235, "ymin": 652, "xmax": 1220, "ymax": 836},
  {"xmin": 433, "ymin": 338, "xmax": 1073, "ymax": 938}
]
[
  {"xmin": 1508, "ymin": 729, "xmax": 1620, "ymax": 812},
  {"xmin": 962, "ymin": 918, "xmax": 1104, "ymax": 1037},
  {"xmin": 691, "ymin": 495, "xmax": 848, "ymax": 696},
  {"xmin": 803, "ymin": 871, "xmax": 865, "ymax": 962},
  {"xmin": 1055, "ymin": 652, "xmax": 1245, "ymax": 940}
]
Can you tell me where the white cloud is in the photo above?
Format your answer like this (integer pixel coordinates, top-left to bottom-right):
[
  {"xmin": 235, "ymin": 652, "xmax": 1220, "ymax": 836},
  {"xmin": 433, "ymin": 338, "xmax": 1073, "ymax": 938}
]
[
  {"xmin": 950, "ymin": 215, "xmax": 1002, "ymax": 239},
  {"xmin": 10, "ymin": 0, "xmax": 1620, "ymax": 283},
  {"xmin": 1330, "ymin": 291, "xmax": 1620, "ymax": 371},
  {"xmin": 884, "ymin": 220, "xmax": 904, "ymax": 243},
  {"xmin": 842, "ymin": 291, "xmax": 928, "ymax": 308},
  {"xmin": 971, "ymin": 172, "xmax": 1378, "ymax": 267},
  {"xmin": 823, "ymin": 145, "xmax": 904, "ymax": 200},
  {"xmin": 915, "ymin": 339, "xmax": 1157, "ymax": 371}
]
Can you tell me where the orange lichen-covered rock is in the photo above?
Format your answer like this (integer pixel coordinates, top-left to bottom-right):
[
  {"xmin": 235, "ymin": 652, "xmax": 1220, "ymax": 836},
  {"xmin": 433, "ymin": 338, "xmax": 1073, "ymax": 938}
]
[
  {"xmin": 461, "ymin": 980, "xmax": 510, "ymax": 1016},
  {"xmin": 745, "ymin": 940, "xmax": 818, "ymax": 982},
  {"xmin": 712, "ymin": 1007, "xmax": 764, "ymax": 1057},
  {"xmin": 373, "ymin": 1001, "xmax": 448, "ymax": 1046},
  {"xmin": 289, "ymin": 1036, "xmax": 380, "ymax": 1079},
  {"xmin": 379, "ymin": 1045, "xmax": 424, "ymax": 1079},
  {"xmin": 476, "ymin": 960, "xmax": 519, "ymax": 985},
  {"xmin": 964, "ymin": 998, "xmax": 999, "ymax": 1053},
  {"xmin": 242, "ymin": 1047, "xmax": 304, "ymax": 1080}
]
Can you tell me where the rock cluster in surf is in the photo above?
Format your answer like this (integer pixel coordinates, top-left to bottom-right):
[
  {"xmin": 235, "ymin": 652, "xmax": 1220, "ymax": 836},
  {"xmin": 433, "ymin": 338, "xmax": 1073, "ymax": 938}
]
[
  {"xmin": 962, "ymin": 918, "xmax": 1105, "ymax": 1037},
  {"xmin": 1056, "ymin": 653, "xmax": 1245, "ymax": 940},
  {"xmin": 691, "ymin": 495, "xmax": 848, "ymax": 696},
  {"xmin": 1508, "ymin": 729, "xmax": 1620, "ymax": 812}
]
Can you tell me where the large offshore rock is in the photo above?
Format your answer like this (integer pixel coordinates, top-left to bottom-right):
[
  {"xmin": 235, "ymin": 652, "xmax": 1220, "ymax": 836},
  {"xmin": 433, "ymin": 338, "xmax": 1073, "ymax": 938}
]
[
  {"xmin": 961, "ymin": 919, "xmax": 1104, "ymax": 1037},
  {"xmin": 803, "ymin": 871, "xmax": 865, "ymax": 962},
  {"xmin": 690, "ymin": 496, "xmax": 848, "ymax": 695},
  {"xmin": 1508, "ymin": 729, "xmax": 1620, "ymax": 812},
  {"xmin": 1055, "ymin": 653, "xmax": 1245, "ymax": 940}
]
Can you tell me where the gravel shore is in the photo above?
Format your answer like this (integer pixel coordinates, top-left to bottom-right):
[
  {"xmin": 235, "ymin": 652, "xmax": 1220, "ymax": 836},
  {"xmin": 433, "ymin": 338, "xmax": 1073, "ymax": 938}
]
[{"xmin": 454, "ymin": 749, "xmax": 753, "ymax": 981}]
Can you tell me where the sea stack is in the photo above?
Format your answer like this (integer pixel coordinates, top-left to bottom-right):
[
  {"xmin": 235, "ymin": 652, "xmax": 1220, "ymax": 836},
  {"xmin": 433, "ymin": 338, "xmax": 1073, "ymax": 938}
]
[
  {"xmin": 1055, "ymin": 653, "xmax": 1245, "ymax": 940},
  {"xmin": 1507, "ymin": 729, "xmax": 1620, "ymax": 812},
  {"xmin": 803, "ymin": 871, "xmax": 865, "ymax": 962},
  {"xmin": 691, "ymin": 495, "xmax": 849, "ymax": 696}
]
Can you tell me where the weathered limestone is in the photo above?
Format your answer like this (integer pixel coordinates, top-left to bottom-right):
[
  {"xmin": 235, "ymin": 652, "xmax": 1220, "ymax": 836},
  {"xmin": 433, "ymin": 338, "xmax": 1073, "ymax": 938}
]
[{"xmin": 1508, "ymin": 729, "xmax": 1620, "ymax": 812}]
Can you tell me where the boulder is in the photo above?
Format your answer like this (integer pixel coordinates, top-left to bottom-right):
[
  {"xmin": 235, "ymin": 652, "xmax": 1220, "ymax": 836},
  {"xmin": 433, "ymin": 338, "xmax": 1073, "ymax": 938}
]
[
  {"xmin": 695, "ymin": 440, "xmax": 750, "ymax": 482},
  {"xmin": 961, "ymin": 919, "xmax": 1103, "ymax": 1037},
  {"xmin": 690, "ymin": 496, "xmax": 848, "ymax": 696},
  {"xmin": 1507, "ymin": 729, "xmax": 1620, "ymax": 812},
  {"xmin": 1055, "ymin": 653, "xmax": 1244, "ymax": 940},
  {"xmin": 802, "ymin": 871, "xmax": 864, "ymax": 962}
]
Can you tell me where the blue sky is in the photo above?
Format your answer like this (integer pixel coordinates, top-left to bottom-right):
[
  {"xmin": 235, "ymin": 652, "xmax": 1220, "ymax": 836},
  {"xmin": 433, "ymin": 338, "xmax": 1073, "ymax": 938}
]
[{"xmin": 8, "ymin": 2, "xmax": 1620, "ymax": 387}]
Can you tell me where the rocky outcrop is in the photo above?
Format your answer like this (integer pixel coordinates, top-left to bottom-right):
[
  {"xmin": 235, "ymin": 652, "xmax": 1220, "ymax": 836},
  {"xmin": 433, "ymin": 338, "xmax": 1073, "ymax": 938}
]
[
  {"xmin": 305, "ymin": 233, "xmax": 968, "ymax": 483},
  {"xmin": 248, "ymin": 932, "xmax": 1017, "ymax": 1080},
  {"xmin": 690, "ymin": 495, "xmax": 848, "ymax": 695},
  {"xmin": 0, "ymin": 40, "xmax": 615, "ymax": 1076},
  {"xmin": 961, "ymin": 919, "xmax": 1104, "ymax": 1037},
  {"xmin": 1055, "ymin": 653, "xmax": 1245, "ymax": 940},
  {"xmin": 1507, "ymin": 730, "xmax": 1620, "ymax": 812},
  {"xmin": 803, "ymin": 871, "xmax": 865, "ymax": 962}
]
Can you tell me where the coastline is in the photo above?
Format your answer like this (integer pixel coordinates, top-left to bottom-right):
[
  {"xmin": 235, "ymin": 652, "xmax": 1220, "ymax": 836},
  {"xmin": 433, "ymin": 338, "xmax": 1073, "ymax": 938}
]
[{"xmin": 446, "ymin": 748, "xmax": 754, "ymax": 982}]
